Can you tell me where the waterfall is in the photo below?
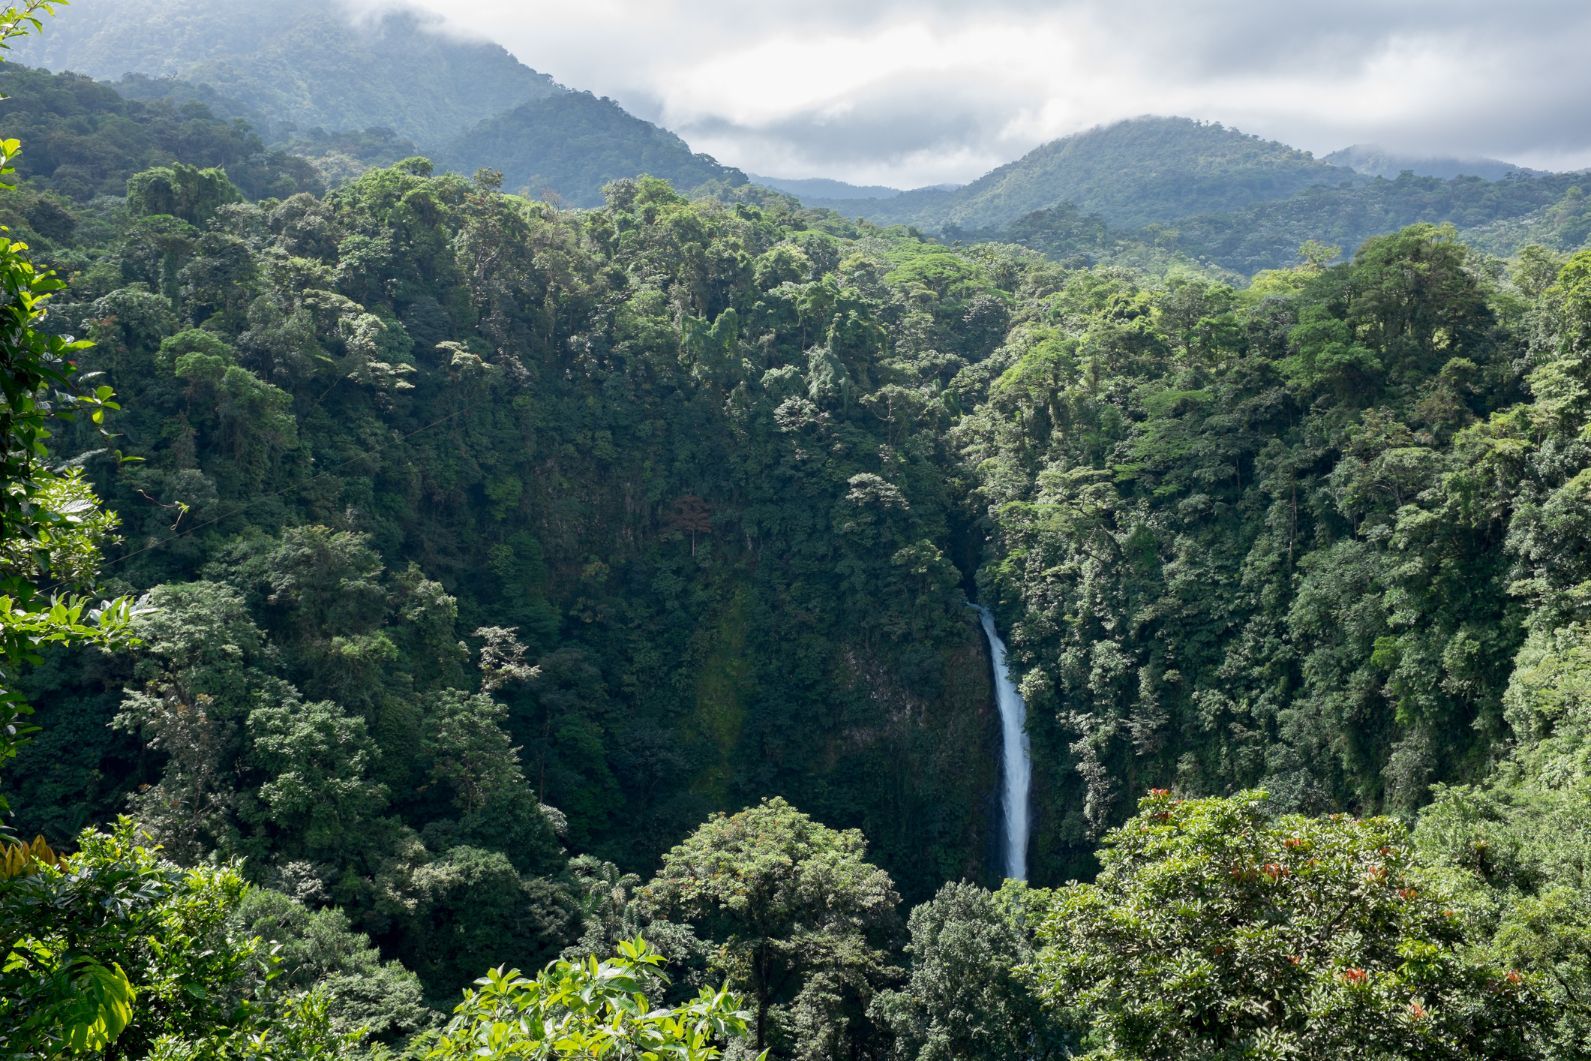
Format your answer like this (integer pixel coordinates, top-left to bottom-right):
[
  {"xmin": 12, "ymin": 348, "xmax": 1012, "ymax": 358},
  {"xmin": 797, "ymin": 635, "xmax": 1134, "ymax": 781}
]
[{"xmin": 975, "ymin": 605, "xmax": 1031, "ymax": 881}]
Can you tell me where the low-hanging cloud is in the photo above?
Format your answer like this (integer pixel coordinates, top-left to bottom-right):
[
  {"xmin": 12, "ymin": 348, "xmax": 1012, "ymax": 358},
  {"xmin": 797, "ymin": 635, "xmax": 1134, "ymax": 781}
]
[{"xmin": 349, "ymin": 0, "xmax": 1591, "ymax": 186}]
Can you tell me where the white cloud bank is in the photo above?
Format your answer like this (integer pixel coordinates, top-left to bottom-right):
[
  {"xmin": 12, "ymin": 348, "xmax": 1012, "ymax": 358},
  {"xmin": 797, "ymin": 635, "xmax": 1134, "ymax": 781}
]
[{"xmin": 350, "ymin": 0, "xmax": 1591, "ymax": 187}]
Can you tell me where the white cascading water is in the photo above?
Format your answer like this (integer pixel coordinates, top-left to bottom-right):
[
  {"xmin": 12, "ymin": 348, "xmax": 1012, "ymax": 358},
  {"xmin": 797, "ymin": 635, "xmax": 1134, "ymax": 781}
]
[{"xmin": 975, "ymin": 606, "xmax": 1031, "ymax": 881}]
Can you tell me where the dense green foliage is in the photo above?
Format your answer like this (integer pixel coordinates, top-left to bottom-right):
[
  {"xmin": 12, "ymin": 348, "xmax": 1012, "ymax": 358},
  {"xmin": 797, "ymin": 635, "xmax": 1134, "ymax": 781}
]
[
  {"xmin": 6, "ymin": 7, "xmax": 1591, "ymax": 1056},
  {"xmin": 1034, "ymin": 791, "xmax": 1543, "ymax": 1058},
  {"xmin": 1, "ymin": 822, "xmax": 353, "ymax": 1058},
  {"xmin": 12, "ymin": 157, "xmax": 1003, "ymax": 906},
  {"xmin": 1464, "ymin": 184, "xmax": 1591, "ymax": 259},
  {"xmin": 1, "ymin": 144, "xmax": 1009, "ymax": 1054},
  {"xmin": 6, "ymin": 133, "xmax": 1590, "ymax": 1053},
  {"xmin": 644, "ymin": 798, "xmax": 901, "ymax": 1057},
  {"xmin": 0, "ymin": 63, "xmax": 317, "ymax": 201},
  {"xmin": 1154, "ymin": 170, "xmax": 1591, "ymax": 273},
  {"xmin": 871, "ymin": 880, "xmax": 1065, "ymax": 1059},
  {"xmin": 0, "ymin": 0, "xmax": 130, "ymax": 819},
  {"xmin": 956, "ymin": 227, "xmax": 1576, "ymax": 876},
  {"xmin": 426, "ymin": 939, "xmax": 754, "ymax": 1060}
]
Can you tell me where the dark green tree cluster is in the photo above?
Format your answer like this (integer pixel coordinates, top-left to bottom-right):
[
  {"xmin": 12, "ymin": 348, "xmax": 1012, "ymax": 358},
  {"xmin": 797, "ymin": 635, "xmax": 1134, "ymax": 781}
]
[
  {"xmin": 9, "ymin": 146, "xmax": 1025, "ymax": 909},
  {"xmin": 958, "ymin": 227, "xmax": 1571, "ymax": 871},
  {"xmin": 0, "ymin": 62, "xmax": 318, "ymax": 202},
  {"xmin": 1033, "ymin": 791, "xmax": 1540, "ymax": 1058}
]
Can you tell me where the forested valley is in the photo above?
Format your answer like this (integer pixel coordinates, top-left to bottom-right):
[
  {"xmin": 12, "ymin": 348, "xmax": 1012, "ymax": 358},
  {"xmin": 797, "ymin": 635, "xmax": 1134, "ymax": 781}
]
[{"xmin": 4, "ymin": 2, "xmax": 1591, "ymax": 1058}]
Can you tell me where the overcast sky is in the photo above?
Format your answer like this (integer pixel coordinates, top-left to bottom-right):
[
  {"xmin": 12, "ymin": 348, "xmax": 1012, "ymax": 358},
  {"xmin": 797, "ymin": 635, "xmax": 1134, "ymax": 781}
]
[{"xmin": 352, "ymin": 0, "xmax": 1591, "ymax": 188}]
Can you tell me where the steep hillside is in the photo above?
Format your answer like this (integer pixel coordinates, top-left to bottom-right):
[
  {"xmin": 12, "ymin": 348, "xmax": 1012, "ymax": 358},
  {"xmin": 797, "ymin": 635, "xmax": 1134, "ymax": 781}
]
[
  {"xmin": 1463, "ymin": 182, "xmax": 1591, "ymax": 255},
  {"xmin": 15, "ymin": 0, "xmax": 562, "ymax": 145},
  {"xmin": 0, "ymin": 63, "xmax": 317, "ymax": 201},
  {"xmin": 1162, "ymin": 170, "xmax": 1591, "ymax": 272},
  {"xmin": 444, "ymin": 92, "xmax": 747, "ymax": 206}
]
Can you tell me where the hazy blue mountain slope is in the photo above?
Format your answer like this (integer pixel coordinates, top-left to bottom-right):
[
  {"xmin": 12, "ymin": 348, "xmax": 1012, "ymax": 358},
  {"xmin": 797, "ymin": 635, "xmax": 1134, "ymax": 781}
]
[
  {"xmin": 16, "ymin": 0, "xmax": 562, "ymax": 145},
  {"xmin": 749, "ymin": 174, "xmax": 904, "ymax": 200},
  {"xmin": 943, "ymin": 117, "xmax": 1358, "ymax": 228}
]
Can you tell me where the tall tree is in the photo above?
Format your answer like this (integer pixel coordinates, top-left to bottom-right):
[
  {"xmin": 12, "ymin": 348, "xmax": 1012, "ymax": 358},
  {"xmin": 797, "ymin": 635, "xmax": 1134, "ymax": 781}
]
[
  {"xmin": 871, "ymin": 881, "xmax": 1066, "ymax": 1060},
  {"xmin": 1031, "ymin": 790, "xmax": 1547, "ymax": 1059},
  {"xmin": 644, "ymin": 798, "xmax": 902, "ymax": 1058}
]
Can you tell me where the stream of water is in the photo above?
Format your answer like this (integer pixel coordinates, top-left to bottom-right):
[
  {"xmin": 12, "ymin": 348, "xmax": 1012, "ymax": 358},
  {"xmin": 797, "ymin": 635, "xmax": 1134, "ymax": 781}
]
[{"xmin": 975, "ymin": 605, "xmax": 1031, "ymax": 881}]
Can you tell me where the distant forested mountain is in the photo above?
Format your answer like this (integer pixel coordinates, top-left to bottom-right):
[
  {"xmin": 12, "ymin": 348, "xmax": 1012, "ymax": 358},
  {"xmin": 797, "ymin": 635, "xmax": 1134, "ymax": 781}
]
[
  {"xmin": 17, "ymin": 0, "xmax": 758, "ymax": 206},
  {"xmin": 785, "ymin": 116, "xmax": 1588, "ymax": 272},
  {"xmin": 14, "ymin": 0, "xmax": 562, "ymax": 144},
  {"xmin": 750, "ymin": 174, "xmax": 905, "ymax": 201},
  {"xmin": 444, "ymin": 92, "xmax": 748, "ymax": 207},
  {"xmin": 831, "ymin": 117, "xmax": 1361, "ymax": 231},
  {"xmin": 1325, "ymin": 143, "xmax": 1532, "ymax": 180}
]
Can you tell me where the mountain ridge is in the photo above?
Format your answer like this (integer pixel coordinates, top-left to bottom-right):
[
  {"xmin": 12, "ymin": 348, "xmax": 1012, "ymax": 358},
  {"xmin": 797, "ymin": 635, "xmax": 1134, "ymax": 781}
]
[
  {"xmin": 819, "ymin": 116, "xmax": 1363, "ymax": 231},
  {"xmin": 17, "ymin": 3, "xmax": 1586, "ymax": 271},
  {"xmin": 749, "ymin": 174, "xmax": 906, "ymax": 200},
  {"xmin": 444, "ymin": 91, "xmax": 749, "ymax": 207},
  {"xmin": 14, "ymin": 0, "xmax": 563, "ymax": 145}
]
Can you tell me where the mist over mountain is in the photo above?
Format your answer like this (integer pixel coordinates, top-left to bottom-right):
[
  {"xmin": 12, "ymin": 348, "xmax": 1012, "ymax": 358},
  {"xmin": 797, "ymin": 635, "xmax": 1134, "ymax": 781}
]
[
  {"xmin": 1324, "ymin": 144, "xmax": 1537, "ymax": 181},
  {"xmin": 15, "ymin": 0, "xmax": 562, "ymax": 144},
  {"xmin": 17, "ymin": 0, "xmax": 768, "ymax": 207},
  {"xmin": 19, "ymin": 0, "xmax": 1582, "ymax": 273}
]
